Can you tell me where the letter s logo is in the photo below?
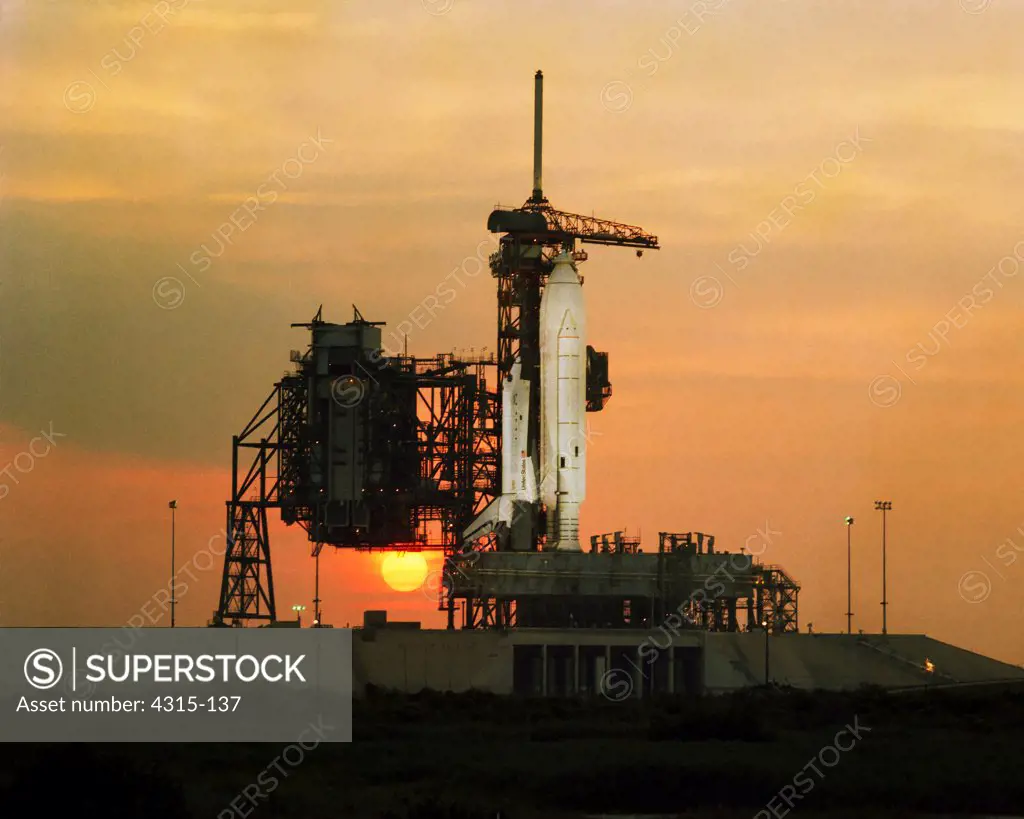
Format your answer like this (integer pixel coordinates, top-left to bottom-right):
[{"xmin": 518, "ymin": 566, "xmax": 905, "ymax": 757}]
[{"xmin": 24, "ymin": 648, "xmax": 63, "ymax": 690}]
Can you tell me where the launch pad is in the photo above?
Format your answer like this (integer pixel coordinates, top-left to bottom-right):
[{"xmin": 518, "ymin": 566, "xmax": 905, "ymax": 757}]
[
  {"xmin": 448, "ymin": 533, "xmax": 798, "ymax": 632},
  {"xmin": 209, "ymin": 70, "xmax": 802, "ymax": 642}
]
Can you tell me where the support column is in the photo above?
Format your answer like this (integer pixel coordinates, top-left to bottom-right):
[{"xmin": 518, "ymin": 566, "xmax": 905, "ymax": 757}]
[
  {"xmin": 603, "ymin": 644, "xmax": 611, "ymax": 697},
  {"xmin": 668, "ymin": 646, "xmax": 675, "ymax": 694},
  {"xmin": 541, "ymin": 644, "xmax": 548, "ymax": 697},
  {"xmin": 573, "ymin": 644, "xmax": 580, "ymax": 695}
]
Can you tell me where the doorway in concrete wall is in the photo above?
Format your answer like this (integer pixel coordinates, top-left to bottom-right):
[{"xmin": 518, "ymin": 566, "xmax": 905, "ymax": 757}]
[
  {"xmin": 578, "ymin": 645, "xmax": 607, "ymax": 696},
  {"xmin": 513, "ymin": 645, "xmax": 543, "ymax": 695},
  {"xmin": 673, "ymin": 646, "xmax": 703, "ymax": 694},
  {"xmin": 546, "ymin": 645, "xmax": 574, "ymax": 696}
]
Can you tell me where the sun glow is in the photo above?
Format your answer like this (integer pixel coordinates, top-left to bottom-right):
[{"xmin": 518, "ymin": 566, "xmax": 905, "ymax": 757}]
[{"xmin": 380, "ymin": 552, "xmax": 429, "ymax": 592}]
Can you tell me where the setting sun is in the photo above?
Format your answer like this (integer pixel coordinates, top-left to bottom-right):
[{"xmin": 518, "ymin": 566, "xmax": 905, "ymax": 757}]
[{"xmin": 381, "ymin": 552, "xmax": 429, "ymax": 593}]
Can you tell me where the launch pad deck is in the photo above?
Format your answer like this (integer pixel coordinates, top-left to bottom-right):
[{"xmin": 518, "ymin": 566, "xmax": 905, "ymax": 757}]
[{"xmin": 448, "ymin": 544, "xmax": 798, "ymax": 631}]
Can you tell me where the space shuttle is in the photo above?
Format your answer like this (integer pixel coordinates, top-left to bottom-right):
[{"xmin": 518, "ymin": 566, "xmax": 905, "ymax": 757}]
[
  {"xmin": 461, "ymin": 70, "xmax": 594, "ymax": 553},
  {"xmin": 461, "ymin": 251, "xmax": 589, "ymax": 552}
]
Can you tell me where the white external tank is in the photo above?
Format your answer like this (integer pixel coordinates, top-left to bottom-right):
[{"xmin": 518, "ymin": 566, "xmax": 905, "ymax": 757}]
[{"xmin": 539, "ymin": 251, "xmax": 587, "ymax": 550}]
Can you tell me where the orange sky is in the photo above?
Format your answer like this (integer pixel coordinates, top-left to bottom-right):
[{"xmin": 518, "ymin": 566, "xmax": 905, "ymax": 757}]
[{"xmin": 1, "ymin": 1, "xmax": 1023, "ymax": 664}]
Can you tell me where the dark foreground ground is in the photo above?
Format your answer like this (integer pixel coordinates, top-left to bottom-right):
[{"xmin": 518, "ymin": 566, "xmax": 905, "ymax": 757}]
[{"xmin": 1, "ymin": 684, "xmax": 1022, "ymax": 818}]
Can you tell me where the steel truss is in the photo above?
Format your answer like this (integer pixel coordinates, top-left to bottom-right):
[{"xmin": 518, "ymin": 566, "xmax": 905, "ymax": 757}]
[{"xmin": 211, "ymin": 335, "xmax": 499, "ymax": 627}]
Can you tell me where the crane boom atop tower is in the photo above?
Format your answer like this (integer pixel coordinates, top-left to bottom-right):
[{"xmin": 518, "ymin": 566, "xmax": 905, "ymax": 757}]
[
  {"xmin": 487, "ymin": 202, "xmax": 659, "ymax": 249},
  {"xmin": 486, "ymin": 68, "xmax": 659, "ymax": 252}
]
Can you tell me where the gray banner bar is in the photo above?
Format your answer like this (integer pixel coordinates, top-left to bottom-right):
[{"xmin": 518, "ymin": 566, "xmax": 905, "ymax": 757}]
[{"xmin": 0, "ymin": 628, "xmax": 352, "ymax": 742}]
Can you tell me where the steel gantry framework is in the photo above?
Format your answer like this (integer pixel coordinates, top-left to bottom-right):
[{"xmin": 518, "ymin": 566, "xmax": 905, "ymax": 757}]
[{"xmin": 212, "ymin": 313, "xmax": 499, "ymax": 626}]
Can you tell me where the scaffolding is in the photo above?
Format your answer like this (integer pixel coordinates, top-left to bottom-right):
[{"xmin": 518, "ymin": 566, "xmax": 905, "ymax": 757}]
[{"xmin": 211, "ymin": 312, "xmax": 499, "ymax": 626}]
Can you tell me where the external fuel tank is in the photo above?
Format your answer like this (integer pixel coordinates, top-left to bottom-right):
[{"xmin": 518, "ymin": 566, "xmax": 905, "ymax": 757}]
[{"xmin": 539, "ymin": 251, "xmax": 587, "ymax": 551}]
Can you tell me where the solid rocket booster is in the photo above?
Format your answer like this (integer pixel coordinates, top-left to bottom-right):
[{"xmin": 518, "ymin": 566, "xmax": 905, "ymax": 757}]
[
  {"xmin": 501, "ymin": 360, "xmax": 537, "ymax": 503},
  {"xmin": 461, "ymin": 360, "xmax": 536, "ymax": 547},
  {"xmin": 539, "ymin": 251, "xmax": 587, "ymax": 551}
]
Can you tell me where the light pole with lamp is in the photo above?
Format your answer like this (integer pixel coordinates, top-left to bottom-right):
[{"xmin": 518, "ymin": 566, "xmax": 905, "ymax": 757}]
[
  {"xmin": 168, "ymin": 500, "xmax": 177, "ymax": 627},
  {"xmin": 875, "ymin": 500, "xmax": 891, "ymax": 634},
  {"xmin": 844, "ymin": 516, "xmax": 854, "ymax": 634},
  {"xmin": 313, "ymin": 545, "xmax": 322, "ymax": 627}
]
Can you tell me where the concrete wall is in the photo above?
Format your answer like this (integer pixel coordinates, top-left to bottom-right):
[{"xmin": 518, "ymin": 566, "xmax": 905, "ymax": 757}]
[
  {"xmin": 351, "ymin": 626, "xmax": 703, "ymax": 697},
  {"xmin": 349, "ymin": 627, "xmax": 1024, "ymax": 697},
  {"xmin": 704, "ymin": 632, "xmax": 1024, "ymax": 693},
  {"xmin": 352, "ymin": 628, "xmax": 513, "ymax": 696}
]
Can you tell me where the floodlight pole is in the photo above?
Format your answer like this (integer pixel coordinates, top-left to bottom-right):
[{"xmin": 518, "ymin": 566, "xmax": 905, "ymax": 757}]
[
  {"xmin": 169, "ymin": 500, "xmax": 178, "ymax": 628},
  {"xmin": 875, "ymin": 501, "xmax": 891, "ymax": 634},
  {"xmin": 845, "ymin": 516, "xmax": 854, "ymax": 634}
]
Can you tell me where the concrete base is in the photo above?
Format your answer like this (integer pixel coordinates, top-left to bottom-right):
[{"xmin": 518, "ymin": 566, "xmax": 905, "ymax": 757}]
[
  {"xmin": 704, "ymin": 632, "xmax": 1024, "ymax": 692},
  {"xmin": 350, "ymin": 627, "xmax": 1024, "ymax": 697}
]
